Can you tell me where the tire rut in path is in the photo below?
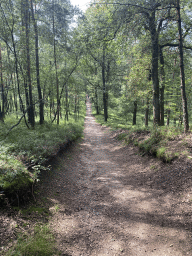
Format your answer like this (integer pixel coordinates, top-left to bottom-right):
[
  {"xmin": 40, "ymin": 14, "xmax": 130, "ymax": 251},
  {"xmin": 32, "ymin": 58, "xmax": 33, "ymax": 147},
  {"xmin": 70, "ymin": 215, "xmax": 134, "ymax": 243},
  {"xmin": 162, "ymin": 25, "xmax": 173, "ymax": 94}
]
[{"xmin": 46, "ymin": 101, "xmax": 192, "ymax": 256}]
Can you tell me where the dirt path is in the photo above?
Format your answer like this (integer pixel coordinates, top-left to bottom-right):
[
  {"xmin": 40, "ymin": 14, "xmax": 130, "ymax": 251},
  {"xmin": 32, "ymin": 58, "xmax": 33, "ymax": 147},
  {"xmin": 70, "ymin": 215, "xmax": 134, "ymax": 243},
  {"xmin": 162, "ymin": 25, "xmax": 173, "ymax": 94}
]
[{"xmin": 41, "ymin": 100, "xmax": 192, "ymax": 256}]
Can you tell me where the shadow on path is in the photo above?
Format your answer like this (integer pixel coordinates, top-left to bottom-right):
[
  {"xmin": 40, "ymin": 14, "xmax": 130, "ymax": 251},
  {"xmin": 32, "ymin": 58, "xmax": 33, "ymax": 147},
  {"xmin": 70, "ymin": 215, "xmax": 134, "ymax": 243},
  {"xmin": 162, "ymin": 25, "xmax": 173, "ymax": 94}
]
[{"xmin": 39, "ymin": 100, "xmax": 192, "ymax": 256}]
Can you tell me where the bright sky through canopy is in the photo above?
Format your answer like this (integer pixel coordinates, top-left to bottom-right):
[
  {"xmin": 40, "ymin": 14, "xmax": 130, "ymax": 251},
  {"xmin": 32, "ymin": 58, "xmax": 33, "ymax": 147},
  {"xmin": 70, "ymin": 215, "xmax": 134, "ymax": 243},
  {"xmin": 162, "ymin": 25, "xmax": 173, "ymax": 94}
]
[{"xmin": 70, "ymin": 0, "xmax": 91, "ymax": 12}]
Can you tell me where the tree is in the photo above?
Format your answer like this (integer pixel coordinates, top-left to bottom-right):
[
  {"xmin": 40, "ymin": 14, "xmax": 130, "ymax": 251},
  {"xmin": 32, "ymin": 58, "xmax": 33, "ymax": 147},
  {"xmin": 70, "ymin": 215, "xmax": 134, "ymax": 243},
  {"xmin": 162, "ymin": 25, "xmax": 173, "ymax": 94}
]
[
  {"xmin": 31, "ymin": 0, "xmax": 44, "ymax": 124},
  {"xmin": 24, "ymin": 0, "xmax": 35, "ymax": 127},
  {"xmin": 0, "ymin": 44, "xmax": 5, "ymax": 121},
  {"xmin": 109, "ymin": 0, "xmax": 180, "ymax": 125},
  {"xmin": 176, "ymin": 0, "xmax": 189, "ymax": 132},
  {"xmin": 79, "ymin": 3, "xmax": 122, "ymax": 121}
]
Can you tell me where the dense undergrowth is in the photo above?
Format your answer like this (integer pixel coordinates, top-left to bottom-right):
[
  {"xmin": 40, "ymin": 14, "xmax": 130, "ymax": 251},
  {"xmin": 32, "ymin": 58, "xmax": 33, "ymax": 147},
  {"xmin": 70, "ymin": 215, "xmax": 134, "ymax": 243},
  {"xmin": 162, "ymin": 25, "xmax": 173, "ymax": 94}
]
[
  {"xmin": 92, "ymin": 107, "xmax": 188, "ymax": 163},
  {"xmin": 0, "ymin": 112, "xmax": 86, "ymax": 205}
]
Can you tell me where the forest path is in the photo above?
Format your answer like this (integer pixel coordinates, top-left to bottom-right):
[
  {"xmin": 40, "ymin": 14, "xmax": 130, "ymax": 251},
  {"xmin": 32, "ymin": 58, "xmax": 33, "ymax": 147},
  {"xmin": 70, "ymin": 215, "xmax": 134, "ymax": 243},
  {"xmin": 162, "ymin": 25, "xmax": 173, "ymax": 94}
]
[{"xmin": 42, "ymin": 100, "xmax": 192, "ymax": 256}]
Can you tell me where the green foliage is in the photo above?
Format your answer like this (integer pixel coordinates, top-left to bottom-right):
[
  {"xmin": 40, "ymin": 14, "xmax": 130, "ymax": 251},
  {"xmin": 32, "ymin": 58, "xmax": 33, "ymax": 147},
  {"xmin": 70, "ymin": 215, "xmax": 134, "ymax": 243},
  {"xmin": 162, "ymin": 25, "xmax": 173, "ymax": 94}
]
[
  {"xmin": 156, "ymin": 147, "xmax": 172, "ymax": 163},
  {"xmin": 93, "ymin": 105, "xmax": 184, "ymax": 163},
  {"xmin": 159, "ymin": 126, "xmax": 183, "ymax": 141},
  {"xmin": 117, "ymin": 133, "xmax": 127, "ymax": 141},
  {"xmin": 4, "ymin": 225, "xmax": 57, "ymax": 256},
  {"xmin": 137, "ymin": 126, "xmax": 179, "ymax": 162},
  {"xmin": 139, "ymin": 133, "xmax": 160, "ymax": 155},
  {"xmin": 156, "ymin": 146, "xmax": 166, "ymax": 158},
  {"xmin": 0, "ymin": 153, "xmax": 32, "ymax": 193},
  {"xmin": 0, "ymin": 115, "xmax": 85, "ymax": 198},
  {"xmin": 93, "ymin": 107, "xmax": 152, "ymax": 131}
]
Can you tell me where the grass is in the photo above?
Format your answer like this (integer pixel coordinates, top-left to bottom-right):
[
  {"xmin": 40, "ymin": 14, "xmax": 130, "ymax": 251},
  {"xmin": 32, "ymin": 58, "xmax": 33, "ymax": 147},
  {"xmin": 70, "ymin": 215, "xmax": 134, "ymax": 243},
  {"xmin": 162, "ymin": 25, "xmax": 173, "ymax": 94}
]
[
  {"xmin": 54, "ymin": 204, "xmax": 59, "ymax": 212},
  {"xmin": 13, "ymin": 206, "xmax": 49, "ymax": 216},
  {"xmin": 0, "ymin": 110, "xmax": 86, "ymax": 203},
  {"xmin": 92, "ymin": 107, "xmax": 187, "ymax": 163},
  {"xmin": 150, "ymin": 165, "xmax": 157, "ymax": 170},
  {"xmin": 4, "ymin": 224, "xmax": 58, "ymax": 256}
]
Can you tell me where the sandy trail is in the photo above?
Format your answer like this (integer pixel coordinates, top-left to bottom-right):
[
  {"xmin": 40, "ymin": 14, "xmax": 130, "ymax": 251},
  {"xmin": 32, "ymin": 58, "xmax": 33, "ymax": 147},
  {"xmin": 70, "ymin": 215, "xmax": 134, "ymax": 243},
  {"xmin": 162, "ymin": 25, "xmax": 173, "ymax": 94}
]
[{"xmin": 42, "ymin": 100, "xmax": 192, "ymax": 256}]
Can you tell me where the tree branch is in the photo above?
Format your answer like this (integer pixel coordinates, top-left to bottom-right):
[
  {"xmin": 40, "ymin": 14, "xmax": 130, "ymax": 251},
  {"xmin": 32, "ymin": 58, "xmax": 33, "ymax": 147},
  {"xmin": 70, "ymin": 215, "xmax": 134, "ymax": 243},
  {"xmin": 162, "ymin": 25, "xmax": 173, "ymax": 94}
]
[
  {"xmin": 160, "ymin": 43, "xmax": 192, "ymax": 50},
  {"xmin": 7, "ymin": 100, "xmax": 44, "ymax": 135}
]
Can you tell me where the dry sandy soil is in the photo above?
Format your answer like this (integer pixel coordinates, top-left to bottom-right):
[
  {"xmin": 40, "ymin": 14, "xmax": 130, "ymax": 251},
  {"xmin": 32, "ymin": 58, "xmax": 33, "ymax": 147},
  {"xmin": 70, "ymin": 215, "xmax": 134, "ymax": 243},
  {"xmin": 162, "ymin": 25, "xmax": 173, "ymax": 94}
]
[{"xmin": 1, "ymin": 100, "xmax": 192, "ymax": 255}]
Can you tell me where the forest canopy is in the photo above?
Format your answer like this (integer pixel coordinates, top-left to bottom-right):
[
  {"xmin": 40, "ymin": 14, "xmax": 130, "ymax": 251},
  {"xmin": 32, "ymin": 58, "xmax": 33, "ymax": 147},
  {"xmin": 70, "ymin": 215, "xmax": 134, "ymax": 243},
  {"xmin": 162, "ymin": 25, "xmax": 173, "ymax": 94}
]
[{"xmin": 0, "ymin": 0, "xmax": 191, "ymax": 131}]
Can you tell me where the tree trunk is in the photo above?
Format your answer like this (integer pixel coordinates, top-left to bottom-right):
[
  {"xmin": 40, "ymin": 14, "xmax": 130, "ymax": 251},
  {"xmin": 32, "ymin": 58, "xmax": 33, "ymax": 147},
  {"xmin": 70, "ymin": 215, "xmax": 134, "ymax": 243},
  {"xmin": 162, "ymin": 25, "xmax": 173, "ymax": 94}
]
[
  {"xmin": 160, "ymin": 87, "xmax": 164, "ymax": 126},
  {"xmin": 159, "ymin": 47, "xmax": 165, "ymax": 126},
  {"xmin": 24, "ymin": 77, "xmax": 30, "ymax": 117},
  {"xmin": 132, "ymin": 101, "xmax": 137, "ymax": 125},
  {"xmin": 74, "ymin": 94, "xmax": 77, "ymax": 120},
  {"xmin": 176, "ymin": 0, "xmax": 189, "ymax": 133},
  {"xmin": 74, "ymin": 94, "xmax": 77, "ymax": 113},
  {"xmin": 95, "ymin": 86, "xmax": 99, "ymax": 115},
  {"xmin": 31, "ymin": 0, "xmax": 44, "ymax": 124},
  {"xmin": 21, "ymin": 2, "xmax": 30, "ymax": 121},
  {"xmin": 102, "ymin": 46, "xmax": 108, "ymax": 122},
  {"xmin": 13, "ymin": 73, "xmax": 18, "ymax": 116},
  {"xmin": 145, "ymin": 98, "xmax": 149, "ymax": 126},
  {"xmin": 149, "ymin": 11, "xmax": 160, "ymax": 125},
  {"xmin": 102, "ymin": 77, "xmax": 108, "ymax": 122},
  {"xmin": 53, "ymin": 0, "xmax": 59, "ymax": 125},
  {"xmin": 25, "ymin": 0, "xmax": 35, "ymax": 127},
  {"xmin": 77, "ymin": 95, "xmax": 80, "ymax": 119},
  {"xmin": 11, "ymin": 29, "xmax": 29, "ymax": 128},
  {"xmin": 65, "ymin": 85, "xmax": 68, "ymax": 121},
  {"xmin": 0, "ymin": 44, "xmax": 5, "ymax": 121},
  {"xmin": 167, "ymin": 109, "xmax": 170, "ymax": 126}
]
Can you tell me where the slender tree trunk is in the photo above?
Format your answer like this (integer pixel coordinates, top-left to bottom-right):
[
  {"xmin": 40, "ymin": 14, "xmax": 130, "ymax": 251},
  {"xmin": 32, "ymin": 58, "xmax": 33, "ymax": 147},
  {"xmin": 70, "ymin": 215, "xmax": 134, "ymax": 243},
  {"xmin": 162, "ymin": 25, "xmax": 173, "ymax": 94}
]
[
  {"xmin": 74, "ymin": 94, "xmax": 77, "ymax": 120},
  {"xmin": 102, "ymin": 74, "xmax": 108, "ymax": 122},
  {"xmin": 159, "ymin": 47, "xmax": 165, "ymax": 126},
  {"xmin": 0, "ymin": 44, "xmax": 5, "ymax": 121},
  {"xmin": 21, "ymin": 2, "xmax": 30, "ymax": 121},
  {"xmin": 13, "ymin": 73, "xmax": 18, "ymax": 117},
  {"xmin": 133, "ymin": 101, "xmax": 137, "ymax": 125},
  {"xmin": 102, "ymin": 46, "xmax": 108, "ymax": 122},
  {"xmin": 176, "ymin": 0, "xmax": 189, "ymax": 133},
  {"xmin": 65, "ymin": 85, "xmax": 68, "ymax": 121},
  {"xmin": 160, "ymin": 87, "xmax": 164, "ymax": 126},
  {"xmin": 149, "ymin": 11, "xmax": 160, "ymax": 125},
  {"xmin": 145, "ymin": 98, "xmax": 149, "ymax": 126},
  {"xmin": 53, "ymin": 0, "xmax": 59, "ymax": 125},
  {"xmin": 95, "ymin": 86, "xmax": 99, "ymax": 114},
  {"xmin": 167, "ymin": 109, "xmax": 170, "ymax": 126},
  {"xmin": 11, "ymin": 30, "xmax": 29, "ymax": 128},
  {"xmin": 23, "ymin": 77, "xmax": 30, "ymax": 117},
  {"xmin": 25, "ymin": 0, "xmax": 35, "ymax": 127},
  {"xmin": 31, "ymin": 0, "xmax": 44, "ymax": 124},
  {"xmin": 77, "ymin": 95, "xmax": 79, "ymax": 119},
  {"xmin": 74, "ymin": 94, "xmax": 77, "ymax": 113}
]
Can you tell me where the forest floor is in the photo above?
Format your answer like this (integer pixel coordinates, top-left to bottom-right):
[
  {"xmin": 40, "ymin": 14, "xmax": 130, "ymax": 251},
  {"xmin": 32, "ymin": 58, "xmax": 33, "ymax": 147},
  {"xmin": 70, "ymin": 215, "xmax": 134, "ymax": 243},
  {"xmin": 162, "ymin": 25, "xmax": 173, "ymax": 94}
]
[{"xmin": 1, "ymin": 100, "xmax": 192, "ymax": 255}]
